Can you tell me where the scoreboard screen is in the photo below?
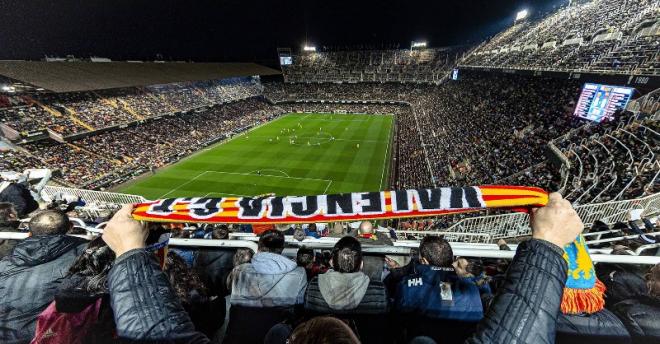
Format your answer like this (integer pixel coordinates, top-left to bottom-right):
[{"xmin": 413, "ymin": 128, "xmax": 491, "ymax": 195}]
[
  {"xmin": 279, "ymin": 56, "xmax": 292, "ymax": 66},
  {"xmin": 573, "ymin": 83, "xmax": 634, "ymax": 122}
]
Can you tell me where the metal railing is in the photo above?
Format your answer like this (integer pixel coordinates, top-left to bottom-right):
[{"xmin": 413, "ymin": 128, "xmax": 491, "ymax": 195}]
[{"xmin": 41, "ymin": 185, "xmax": 146, "ymax": 204}]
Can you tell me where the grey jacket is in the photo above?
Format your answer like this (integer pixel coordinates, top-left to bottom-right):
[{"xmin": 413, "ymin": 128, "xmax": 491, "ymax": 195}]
[
  {"xmin": 230, "ymin": 252, "xmax": 307, "ymax": 308},
  {"xmin": 305, "ymin": 270, "xmax": 388, "ymax": 314}
]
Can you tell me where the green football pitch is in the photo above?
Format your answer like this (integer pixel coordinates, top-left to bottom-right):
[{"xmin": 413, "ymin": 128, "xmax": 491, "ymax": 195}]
[{"xmin": 118, "ymin": 113, "xmax": 394, "ymax": 200}]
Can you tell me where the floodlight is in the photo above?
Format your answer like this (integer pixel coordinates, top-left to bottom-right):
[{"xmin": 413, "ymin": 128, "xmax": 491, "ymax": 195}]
[
  {"xmin": 303, "ymin": 45, "xmax": 317, "ymax": 52},
  {"xmin": 515, "ymin": 9, "xmax": 529, "ymax": 21},
  {"xmin": 411, "ymin": 41, "xmax": 427, "ymax": 48}
]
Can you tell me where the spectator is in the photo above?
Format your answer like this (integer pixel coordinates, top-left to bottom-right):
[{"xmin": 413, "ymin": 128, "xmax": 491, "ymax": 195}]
[
  {"xmin": 0, "ymin": 210, "xmax": 87, "ymax": 343},
  {"xmin": 355, "ymin": 221, "xmax": 392, "ymax": 246},
  {"xmin": 393, "ymin": 236, "xmax": 483, "ymax": 344},
  {"xmin": 0, "ymin": 202, "xmax": 19, "ymax": 258},
  {"xmin": 32, "ymin": 237, "xmax": 116, "ymax": 343},
  {"xmin": 164, "ymin": 251, "xmax": 222, "ymax": 338},
  {"xmin": 297, "ymin": 246, "xmax": 326, "ymax": 281},
  {"xmin": 305, "ymin": 237, "xmax": 387, "ymax": 313},
  {"xmin": 613, "ymin": 263, "xmax": 660, "ymax": 344},
  {"xmin": 226, "ymin": 229, "xmax": 307, "ymax": 343},
  {"xmin": 304, "ymin": 236, "xmax": 388, "ymax": 343},
  {"xmin": 305, "ymin": 223, "xmax": 320, "ymax": 239}
]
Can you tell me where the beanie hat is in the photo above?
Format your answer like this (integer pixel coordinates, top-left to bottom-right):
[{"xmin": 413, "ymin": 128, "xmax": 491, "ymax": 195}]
[{"xmin": 561, "ymin": 234, "xmax": 606, "ymax": 314}]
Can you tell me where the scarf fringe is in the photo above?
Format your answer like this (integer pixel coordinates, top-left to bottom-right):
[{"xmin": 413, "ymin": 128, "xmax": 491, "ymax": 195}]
[{"xmin": 561, "ymin": 278, "xmax": 606, "ymax": 315}]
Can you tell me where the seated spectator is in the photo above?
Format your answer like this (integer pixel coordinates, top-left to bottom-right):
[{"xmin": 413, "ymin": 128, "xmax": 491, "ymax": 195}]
[
  {"xmin": 225, "ymin": 248, "xmax": 254, "ymax": 294},
  {"xmin": 613, "ymin": 263, "xmax": 660, "ymax": 344},
  {"xmin": 304, "ymin": 237, "xmax": 388, "ymax": 343},
  {"xmin": 0, "ymin": 210, "xmax": 87, "ymax": 343},
  {"xmin": 355, "ymin": 221, "xmax": 392, "ymax": 246},
  {"xmin": 305, "ymin": 223, "xmax": 321, "ymax": 239},
  {"xmin": 32, "ymin": 237, "xmax": 116, "ymax": 343},
  {"xmin": 297, "ymin": 246, "xmax": 326, "ymax": 281},
  {"xmin": 393, "ymin": 236, "xmax": 483, "ymax": 344},
  {"xmin": 164, "ymin": 251, "xmax": 223, "ymax": 338},
  {"xmin": 0, "ymin": 202, "xmax": 19, "ymax": 258},
  {"xmin": 453, "ymin": 257, "xmax": 493, "ymax": 297},
  {"xmin": 226, "ymin": 229, "xmax": 307, "ymax": 343},
  {"xmin": 305, "ymin": 237, "xmax": 387, "ymax": 314}
]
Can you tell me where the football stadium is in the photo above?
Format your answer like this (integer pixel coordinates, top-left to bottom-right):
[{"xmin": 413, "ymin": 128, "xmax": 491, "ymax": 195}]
[{"xmin": 0, "ymin": 0, "xmax": 660, "ymax": 343}]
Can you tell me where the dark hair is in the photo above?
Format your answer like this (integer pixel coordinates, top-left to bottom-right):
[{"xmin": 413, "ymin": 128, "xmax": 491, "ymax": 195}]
[
  {"xmin": 163, "ymin": 251, "xmax": 208, "ymax": 305},
  {"xmin": 67, "ymin": 237, "xmax": 116, "ymax": 293},
  {"xmin": 419, "ymin": 236, "xmax": 453, "ymax": 267},
  {"xmin": 297, "ymin": 246, "xmax": 315, "ymax": 267},
  {"xmin": 233, "ymin": 248, "xmax": 254, "ymax": 266},
  {"xmin": 307, "ymin": 223, "xmax": 317, "ymax": 232},
  {"xmin": 29, "ymin": 209, "xmax": 70, "ymax": 235},
  {"xmin": 331, "ymin": 236, "xmax": 362, "ymax": 273},
  {"xmin": 0, "ymin": 202, "xmax": 17, "ymax": 228},
  {"xmin": 212, "ymin": 225, "xmax": 229, "ymax": 239},
  {"xmin": 258, "ymin": 229, "xmax": 285, "ymax": 254},
  {"xmin": 289, "ymin": 316, "xmax": 360, "ymax": 344}
]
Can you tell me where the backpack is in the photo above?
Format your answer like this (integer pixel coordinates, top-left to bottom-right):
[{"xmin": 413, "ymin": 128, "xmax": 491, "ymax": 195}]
[{"xmin": 31, "ymin": 297, "xmax": 102, "ymax": 344}]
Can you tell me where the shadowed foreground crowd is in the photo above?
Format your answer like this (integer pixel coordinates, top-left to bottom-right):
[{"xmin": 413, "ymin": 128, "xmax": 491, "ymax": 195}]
[{"xmin": 1, "ymin": 189, "xmax": 659, "ymax": 344}]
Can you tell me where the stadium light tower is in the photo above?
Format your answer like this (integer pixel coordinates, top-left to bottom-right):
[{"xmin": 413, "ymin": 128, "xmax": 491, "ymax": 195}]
[
  {"xmin": 410, "ymin": 41, "xmax": 427, "ymax": 52},
  {"xmin": 303, "ymin": 45, "xmax": 317, "ymax": 52},
  {"xmin": 515, "ymin": 9, "xmax": 529, "ymax": 22}
]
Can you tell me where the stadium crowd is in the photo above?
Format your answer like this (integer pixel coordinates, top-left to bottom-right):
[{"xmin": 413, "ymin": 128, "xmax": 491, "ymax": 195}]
[
  {"xmin": 461, "ymin": 0, "xmax": 659, "ymax": 74},
  {"xmin": 1, "ymin": 183, "xmax": 659, "ymax": 344}
]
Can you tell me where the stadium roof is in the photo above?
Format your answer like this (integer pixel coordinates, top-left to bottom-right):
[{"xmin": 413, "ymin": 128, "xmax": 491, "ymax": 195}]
[{"xmin": 0, "ymin": 61, "xmax": 281, "ymax": 93}]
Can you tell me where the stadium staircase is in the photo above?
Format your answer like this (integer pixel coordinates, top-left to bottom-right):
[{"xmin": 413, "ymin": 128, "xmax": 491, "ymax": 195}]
[{"xmin": 61, "ymin": 105, "xmax": 96, "ymax": 132}]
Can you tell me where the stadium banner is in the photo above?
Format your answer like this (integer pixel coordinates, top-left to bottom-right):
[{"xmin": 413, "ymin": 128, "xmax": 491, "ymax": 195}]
[{"xmin": 131, "ymin": 185, "xmax": 548, "ymax": 224}]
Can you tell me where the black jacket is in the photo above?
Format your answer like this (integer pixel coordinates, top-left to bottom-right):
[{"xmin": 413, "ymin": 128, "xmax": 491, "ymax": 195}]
[
  {"xmin": 466, "ymin": 239, "xmax": 568, "ymax": 344},
  {"xmin": 613, "ymin": 295, "xmax": 660, "ymax": 344},
  {"xmin": 107, "ymin": 249, "xmax": 208, "ymax": 343},
  {"xmin": 0, "ymin": 235, "xmax": 88, "ymax": 344},
  {"xmin": 0, "ymin": 225, "xmax": 19, "ymax": 259},
  {"xmin": 0, "ymin": 183, "xmax": 39, "ymax": 217},
  {"xmin": 556, "ymin": 309, "xmax": 631, "ymax": 344},
  {"xmin": 596, "ymin": 263, "xmax": 647, "ymax": 308}
]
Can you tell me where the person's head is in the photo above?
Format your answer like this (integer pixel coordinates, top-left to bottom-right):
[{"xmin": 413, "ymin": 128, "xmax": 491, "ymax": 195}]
[
  {"xmin": 258, "ymin": 229, "xmax": 285, "ymax": 254},
  {"xmin": 359, "ymin": 221, "xmax": 373, "ymax": 235},
  {"xmin": 28, "ymin": 210, "xmax": 71, "ymax": 235},
  {"xmin": 212, "ymin": 225, "xmax": 229, "ymax": 239},
  {"xmin": 307, "ymin": 223, "xmax": 317, "ymax": 232},
  {"xmin": 297, "ymin": 246, "xmax": 315, "ymax": 268},
  {"xmin": 331, "ymin": 222, "xmax": 345, "ymax": 235},
  {"xmin": 163, "ymin": 251, "xmax": 208, "ymax": 305},
  {"xmin": 233, "ymin": 248, "xmax": 254, "ymax": 266},
  {"xmin": 647, "ymin": 263, "xmax": 660, "ymax": 297},
  {"xmin": 331, "ymin": 236, "xmax": 363, "ymax": 273},
  {"xmin": 419, "ymin": 236, "xmax": 453, "ymax": 267},
  {"xmin": 67, "ymin": 237, "xmax": 116, "ymax": 293},
  {"xmin": 288, "ymin": 316, "xmax": 360, "ymax": 344},
  {"xmin": 0, "ymin": 202, "xmax": 18, "ymax": 228}
]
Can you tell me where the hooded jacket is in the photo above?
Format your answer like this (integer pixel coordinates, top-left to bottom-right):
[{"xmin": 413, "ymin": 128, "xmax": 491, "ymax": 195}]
[
  {"xmin": 304, "ymin": 270, "xmax": 387, "ymax": 314},
  {"xmin": 613, "ymin": 294, "xmax": 660, "ymax": 344},
  {"xmin": 0, "ymin": 235, "xmax": 87, "ymax": 344},
  {"xmin": 230, "ymin": 252, "xmax": 307, "ymax": 308}
]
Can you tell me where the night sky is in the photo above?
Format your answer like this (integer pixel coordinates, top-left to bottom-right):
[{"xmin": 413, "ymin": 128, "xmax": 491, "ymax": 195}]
[{"xmin": 0, "ymin": 0, "xmax": 565, "ymax": 66}]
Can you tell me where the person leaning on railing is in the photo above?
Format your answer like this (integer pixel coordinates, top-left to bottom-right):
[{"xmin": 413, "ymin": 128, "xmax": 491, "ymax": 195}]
[{"xmin": 101, "ymin": 192, "xmax": 584, "ymax": 343}]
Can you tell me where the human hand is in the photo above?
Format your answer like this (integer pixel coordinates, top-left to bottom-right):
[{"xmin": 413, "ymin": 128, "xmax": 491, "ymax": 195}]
[
  {"xmin": 530, "ymin": 192, "xmax": 584, "ymax": 248},
  {"xmin": 384, "ymin": 256, "xmax": 400, "ymax": 269},
  {"xmin": 102, "ymin": 204, "xmax": 148, "ymax": 257}
]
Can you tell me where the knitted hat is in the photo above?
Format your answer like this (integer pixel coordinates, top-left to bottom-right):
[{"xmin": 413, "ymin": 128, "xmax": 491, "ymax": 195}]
[{"xmin": 561, "ymin": 234, "xmax": 606, "ymax": 314}]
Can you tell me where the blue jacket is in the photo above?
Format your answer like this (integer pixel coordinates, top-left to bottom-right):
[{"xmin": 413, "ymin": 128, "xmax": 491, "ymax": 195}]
[{"xmin": 395, "ymin": 265, "xmax": 483, "ymax": 322}]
